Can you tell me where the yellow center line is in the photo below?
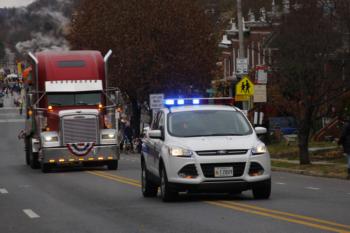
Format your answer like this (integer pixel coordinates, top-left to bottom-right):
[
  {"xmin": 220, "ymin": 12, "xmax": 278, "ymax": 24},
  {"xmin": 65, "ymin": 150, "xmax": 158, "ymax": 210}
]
[
  {"xmin": 91, "ymin": 171, "xmax": 141, "ymax": 184},
  {"xmin": 218, "ymin": 200, "xmax": 350, "ymax": 230},
  {"xmin": 86, "ymin": 171, "xmax": 141, "ymax": 187},
  {"xmin": 86, "ymin": 171, "xmax": 349, "ymax": 233},
  {"xmin": 206, "ymin": 201, "xmax": 350, "ymax": 233}
]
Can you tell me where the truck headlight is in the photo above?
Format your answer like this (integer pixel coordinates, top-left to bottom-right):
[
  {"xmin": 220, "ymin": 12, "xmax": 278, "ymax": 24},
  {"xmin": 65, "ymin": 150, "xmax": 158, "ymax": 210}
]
[
  {"xmin": 102, "ymin": 133, "xmax": 115, "ymax": 139},
  {"xmin": 44, "ymin": 136, "xmax": 58, "ymax": 142},
  {"xmin": 168, "ymin": 147, "xmax": 193, "ymax": 157},
  {"xmin": 41, "ymin": 131, "xmax": 60, "ymax": 147},
  {"xmin": 101, "ymin": 129, "xmax": 117, "ymax": 144},
  {"xmin": 252, "ymin": 143, "xmax": 267, "ymax": 155}
]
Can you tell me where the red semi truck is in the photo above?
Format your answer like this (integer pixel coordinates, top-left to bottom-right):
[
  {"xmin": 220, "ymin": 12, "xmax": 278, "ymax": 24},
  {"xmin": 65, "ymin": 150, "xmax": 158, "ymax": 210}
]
[{"xmin": 24, "ymin": 50, "xmax": 120, "ymax": 173}]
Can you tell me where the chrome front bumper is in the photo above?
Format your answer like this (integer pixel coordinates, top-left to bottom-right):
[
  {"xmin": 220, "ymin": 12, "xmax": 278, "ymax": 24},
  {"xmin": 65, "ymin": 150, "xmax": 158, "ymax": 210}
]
[{"xmin": 40, "ymin": 144, "xmax": 119, "ymax": 163}]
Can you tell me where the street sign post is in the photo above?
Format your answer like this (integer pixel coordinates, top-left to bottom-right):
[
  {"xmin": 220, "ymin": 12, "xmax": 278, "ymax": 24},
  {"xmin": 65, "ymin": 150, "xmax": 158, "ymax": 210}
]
[
  {"xmin": 149, "ymin": 93, "xmax": 164, "ymax": 109},
  {"xmin": 236, "ymin": 58, "xmax": 248, "ymax": 75},
  {"xmin": 253, "ymin": 85, "xmax": 267, "ymax": 103},
  {"xmin": 235, "ymin": 76, "xmax": 254, "ymax": 96}
]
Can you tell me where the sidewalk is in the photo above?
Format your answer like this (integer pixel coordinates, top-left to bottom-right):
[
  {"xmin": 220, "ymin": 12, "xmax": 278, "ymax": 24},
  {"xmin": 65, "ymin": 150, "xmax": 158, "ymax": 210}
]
[{"xmin": 271, "ymin": 158, "xmax": 348, "ymax": 179}]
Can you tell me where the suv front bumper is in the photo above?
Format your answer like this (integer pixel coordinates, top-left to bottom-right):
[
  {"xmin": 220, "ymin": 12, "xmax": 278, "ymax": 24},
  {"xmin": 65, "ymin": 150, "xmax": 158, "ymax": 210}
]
[{"xmin": 167, "ymin": 178, "xmax": 270, "ymax": 193}]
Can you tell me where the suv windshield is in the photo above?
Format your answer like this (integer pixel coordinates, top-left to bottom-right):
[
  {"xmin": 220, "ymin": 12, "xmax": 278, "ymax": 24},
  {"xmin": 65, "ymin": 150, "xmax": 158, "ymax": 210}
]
[
  {"xmin": 47, "ymin": 92, "xmax": 101, "ymax": 106},
  {"xmin": 168, "ymin": 110, "xmax": 252, "ymax": 137}
]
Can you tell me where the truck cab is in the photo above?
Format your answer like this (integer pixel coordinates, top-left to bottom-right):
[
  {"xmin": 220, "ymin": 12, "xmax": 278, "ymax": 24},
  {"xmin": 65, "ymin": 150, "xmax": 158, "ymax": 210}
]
[{"xmin": 24, "ymin": 50, "xmax": 120, "ymax": 173}]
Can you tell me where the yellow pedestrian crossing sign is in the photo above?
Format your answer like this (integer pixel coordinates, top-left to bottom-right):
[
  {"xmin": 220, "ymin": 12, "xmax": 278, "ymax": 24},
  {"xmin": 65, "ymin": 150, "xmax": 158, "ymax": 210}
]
[{"xmin": 236, "ymin": 76, "xmax": 254, "ymax": 96}]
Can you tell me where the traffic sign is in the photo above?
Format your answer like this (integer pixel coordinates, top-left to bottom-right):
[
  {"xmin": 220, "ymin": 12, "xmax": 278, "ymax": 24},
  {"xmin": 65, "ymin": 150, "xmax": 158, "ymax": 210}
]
[
  {"xmin": 254, "ymin": 85, "xmax": 267, "ymax": 103},
  {"xmin": 149, "ymin": 93, "xmax": 164, "ymax": 109},
  {"xmin": 236, "ymin": 58, "xmax": 248, "ymax": 74},
  {"xmin": 236, "ymin": 76, "xmax": 254, "ymax": 96}
]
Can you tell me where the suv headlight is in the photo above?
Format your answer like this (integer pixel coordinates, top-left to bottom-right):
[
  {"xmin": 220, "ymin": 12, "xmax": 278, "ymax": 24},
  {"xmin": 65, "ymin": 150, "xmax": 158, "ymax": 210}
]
[
  {"xmin": 252, "ymin": 143, "xmax": 267, "ymax": 155},
  {"xmin": 168, "ymin": 146, "xmax": 193, "ymax": 157}
]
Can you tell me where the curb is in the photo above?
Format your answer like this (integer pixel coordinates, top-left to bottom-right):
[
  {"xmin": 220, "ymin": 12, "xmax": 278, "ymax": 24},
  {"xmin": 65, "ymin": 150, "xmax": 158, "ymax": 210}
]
[{"xmin": 272, "ymin": 167, "xmax": 348, "ymax": 180}]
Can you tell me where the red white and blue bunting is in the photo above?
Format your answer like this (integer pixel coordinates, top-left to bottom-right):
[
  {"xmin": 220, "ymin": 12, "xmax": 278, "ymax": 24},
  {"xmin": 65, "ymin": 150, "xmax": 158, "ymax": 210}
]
[{"xmin": 67, "ymin": 142, "xmax": 94, "ymax": 156}]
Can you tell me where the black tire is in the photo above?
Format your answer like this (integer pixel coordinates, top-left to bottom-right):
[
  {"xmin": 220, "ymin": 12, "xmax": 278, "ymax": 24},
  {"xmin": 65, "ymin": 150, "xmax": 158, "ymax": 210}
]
[
  {"xmin": 141, "ymin": 162, "xmax": 158, "ymax": 197},
  {"xmin": 41, "ymin": 163, "xmax": 51, "ymax": 173},
  {"xmin": 107, "ymin": 160, "xmax": 118, "ymax": 170},
  {"xmin": 252, "ymin": 178, "xmax": 271, "ymax": 199},
  {"xmin": 160, "ymin": 166, "xmax": 178, "ymax": 202},
  {"xmin": 25, "ymin": 136, "xmax": 30, "ymax": 165},
  {"xmin": 29, "ymin": 138, "xmax": 40, "ymax": 169}
]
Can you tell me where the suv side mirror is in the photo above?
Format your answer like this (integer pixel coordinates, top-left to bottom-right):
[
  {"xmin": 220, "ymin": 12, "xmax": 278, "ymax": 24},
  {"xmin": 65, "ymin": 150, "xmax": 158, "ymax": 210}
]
[
  {"xmin": 255, "ymin": 127, "xmax": 267, "ymax": 135},
  {"xmin": 148, "ymin": 130, "xmax": 162, "ymax": 139}
]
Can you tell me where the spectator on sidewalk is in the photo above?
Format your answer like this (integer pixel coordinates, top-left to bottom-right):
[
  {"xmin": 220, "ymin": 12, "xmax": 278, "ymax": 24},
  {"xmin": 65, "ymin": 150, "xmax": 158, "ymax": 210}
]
[{"xmin": 338, "ymin": 118, "xmax": 350, "ymax": 179}]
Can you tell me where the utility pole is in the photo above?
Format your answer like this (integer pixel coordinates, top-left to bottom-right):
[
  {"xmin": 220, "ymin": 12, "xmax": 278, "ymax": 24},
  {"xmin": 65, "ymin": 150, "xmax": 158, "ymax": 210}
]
[{"xmin": 237, "ymin": 0, "xmax": 244, "ymax": 59}]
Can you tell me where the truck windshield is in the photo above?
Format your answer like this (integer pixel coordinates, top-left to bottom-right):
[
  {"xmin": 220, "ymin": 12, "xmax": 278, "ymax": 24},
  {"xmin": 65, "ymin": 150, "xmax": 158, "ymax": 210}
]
[
  {"xmin": 47, "ymin": 92, "xmax": 102, "ymax": 106},
  {"xmin": 168, "ymin": 110, "xmax": 253, "ymax": 137}
]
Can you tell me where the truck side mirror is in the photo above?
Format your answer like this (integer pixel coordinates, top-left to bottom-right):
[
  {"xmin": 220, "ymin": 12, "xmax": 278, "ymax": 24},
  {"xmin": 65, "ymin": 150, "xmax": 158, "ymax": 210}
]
[
  {"xmin": 28, "ymin": 93, "xmax": 34, "ymax": 106},
  {"xmin": 115, "ymin": 91, "xmax": 122, "ymax": 105}
]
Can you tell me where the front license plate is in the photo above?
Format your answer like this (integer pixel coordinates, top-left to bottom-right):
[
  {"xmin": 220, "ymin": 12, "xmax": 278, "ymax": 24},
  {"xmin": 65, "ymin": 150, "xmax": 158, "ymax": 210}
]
[{"xmin": 214, "ymin": 167, "xmax": 233, "ymax": 177}]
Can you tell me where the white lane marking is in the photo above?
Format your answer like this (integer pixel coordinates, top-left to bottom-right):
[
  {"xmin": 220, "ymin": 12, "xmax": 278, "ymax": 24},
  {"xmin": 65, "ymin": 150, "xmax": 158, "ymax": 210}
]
[
  {"xmin": 0, "ymin": 188, "xmax": 9, "ymax": 194},
  {"xmin": 23, "ymin": 209, "xmax": 40, "ymax": 218},
  {"xmin": 0, "ymin": 119, "xmax": 25, "ymax": 123},
  {"xmin": 0, "ymin": 107, "xmax": 19, "ymax": 110},
  {"xmin": 275, "ymin": 182, "xmax": 286, "ymax": 185},
  {"xmin": 305, "ymin": 187, "xmax": 320, "ymax": 190}
]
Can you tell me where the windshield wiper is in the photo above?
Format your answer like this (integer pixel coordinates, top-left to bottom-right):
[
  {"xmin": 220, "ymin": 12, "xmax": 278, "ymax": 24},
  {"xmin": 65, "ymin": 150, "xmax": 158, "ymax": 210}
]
[
  {"xmin": 202, "ymin": 133, "xmax": 244, "ymax": 136},
  {"xmin": 76, "ymin": 102, "xmax": 88, "ymax": 105},
  {"xmin": 49, "ymin": 102, "xmax": 62, "ymax": 106},
  {"xmin": 181, "ymin": 133, "xmax": 244, "ymax": 137}
]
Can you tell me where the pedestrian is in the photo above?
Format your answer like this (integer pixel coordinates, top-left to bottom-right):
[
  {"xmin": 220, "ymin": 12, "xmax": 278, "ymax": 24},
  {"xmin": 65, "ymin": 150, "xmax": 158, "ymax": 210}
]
[{"xmin": 338, "ymin": 117, "xmax": 350, "ymax": 179}]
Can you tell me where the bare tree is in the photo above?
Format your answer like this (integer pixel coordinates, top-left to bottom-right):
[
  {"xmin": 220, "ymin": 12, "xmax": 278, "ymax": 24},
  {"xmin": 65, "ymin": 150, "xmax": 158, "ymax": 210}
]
[
  {"xmin": 68, "ymin": 0, "xmax": 219, "ymax": 136},
  {"xmin": 271, "ymin": 0, "xmax": 350, "ymax": 164}
]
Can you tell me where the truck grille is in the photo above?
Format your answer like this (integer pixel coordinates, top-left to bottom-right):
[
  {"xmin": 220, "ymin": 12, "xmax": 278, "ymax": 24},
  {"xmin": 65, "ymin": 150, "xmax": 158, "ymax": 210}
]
[{"xmin": 62, "ymin": 115, "xmax": 98, "ymax": 145}]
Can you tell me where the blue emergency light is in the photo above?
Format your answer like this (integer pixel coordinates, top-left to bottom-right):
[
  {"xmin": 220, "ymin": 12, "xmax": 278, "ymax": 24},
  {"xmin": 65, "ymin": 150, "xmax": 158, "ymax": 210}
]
[{"xmin": 163, "ymin": 97, "xmax": 234, "ymax": 107}]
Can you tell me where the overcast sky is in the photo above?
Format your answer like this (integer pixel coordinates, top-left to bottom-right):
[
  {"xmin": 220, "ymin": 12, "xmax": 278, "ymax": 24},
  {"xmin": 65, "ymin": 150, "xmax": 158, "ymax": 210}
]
[{"xmin": 0, "ymin": 0, "xmax": 35, "ymax": 8}]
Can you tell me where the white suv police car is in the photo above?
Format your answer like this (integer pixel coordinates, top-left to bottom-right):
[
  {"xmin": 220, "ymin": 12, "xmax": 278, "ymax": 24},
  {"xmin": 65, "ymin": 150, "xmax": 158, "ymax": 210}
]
[{"xmin": 141, "ymin": 99, "xmax": 271, "ymax": 202}]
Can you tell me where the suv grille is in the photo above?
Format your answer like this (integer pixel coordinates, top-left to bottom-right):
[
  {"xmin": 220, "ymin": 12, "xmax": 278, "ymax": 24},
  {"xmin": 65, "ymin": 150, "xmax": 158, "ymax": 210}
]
[
  {"xmin": 62, "ymin": 115, "xmax": 98, "ymax": 145},
  {"xmin": 196, "ymin": 149, "xmax": 248, "ymax": 156},
  {"xmin": 200, "ymin": 162, "xmax": 246, "ymax": 178}
]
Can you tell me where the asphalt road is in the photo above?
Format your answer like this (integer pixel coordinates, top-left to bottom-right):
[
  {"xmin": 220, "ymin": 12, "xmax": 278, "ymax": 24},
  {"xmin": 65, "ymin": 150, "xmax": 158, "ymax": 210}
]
[{"xmin": 1, "ymin": 104, "xmax": 350, "ymax": 233}]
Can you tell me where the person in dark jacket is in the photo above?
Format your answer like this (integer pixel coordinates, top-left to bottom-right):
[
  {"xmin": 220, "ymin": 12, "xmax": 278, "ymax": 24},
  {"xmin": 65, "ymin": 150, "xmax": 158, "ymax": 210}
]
[{"xmin": 338, "ymin": 120, "xmax": 350, "ymax": 179}]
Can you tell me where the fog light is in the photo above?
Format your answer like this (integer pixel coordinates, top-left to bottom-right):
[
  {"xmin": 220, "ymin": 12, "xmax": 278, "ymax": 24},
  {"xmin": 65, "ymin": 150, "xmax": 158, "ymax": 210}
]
[{"xmin": 178, "ymin": 173, "xmax": 196, "ymax": 179}]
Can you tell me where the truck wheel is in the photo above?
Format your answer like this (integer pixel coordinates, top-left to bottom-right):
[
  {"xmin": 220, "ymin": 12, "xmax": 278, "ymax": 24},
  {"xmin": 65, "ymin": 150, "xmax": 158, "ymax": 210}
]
[
  {"xmin": 141, "ymin": 162, "xmax": 158, "ymax": 197},
  {"xmin": 252, "ymin": 178, "xmax": 271, "ymax": 199},
  {"xmin": 25, "ymin": 136, "xmax": 30, "ymax": 165},
  {"xmin": 160, "ymin": 166, "xmax": 178, "ymax": 202},
  {"xmin": 107, "ymin": 160, "xmax": 118, "ymax": 170},
  {"xmin": 29, "ymin": 138, "xmax": 40, "ymax": 169},
  {"xmin": 41, "ymin": 163, "xmax": 51, "ymax": 173}
]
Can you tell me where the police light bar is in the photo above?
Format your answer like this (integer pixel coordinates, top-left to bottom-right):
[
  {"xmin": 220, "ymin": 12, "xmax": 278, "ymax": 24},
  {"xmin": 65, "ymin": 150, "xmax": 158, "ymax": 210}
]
[{"xmin": 163, "ymin": 97, "xmax": 234, "ymax": 106}]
